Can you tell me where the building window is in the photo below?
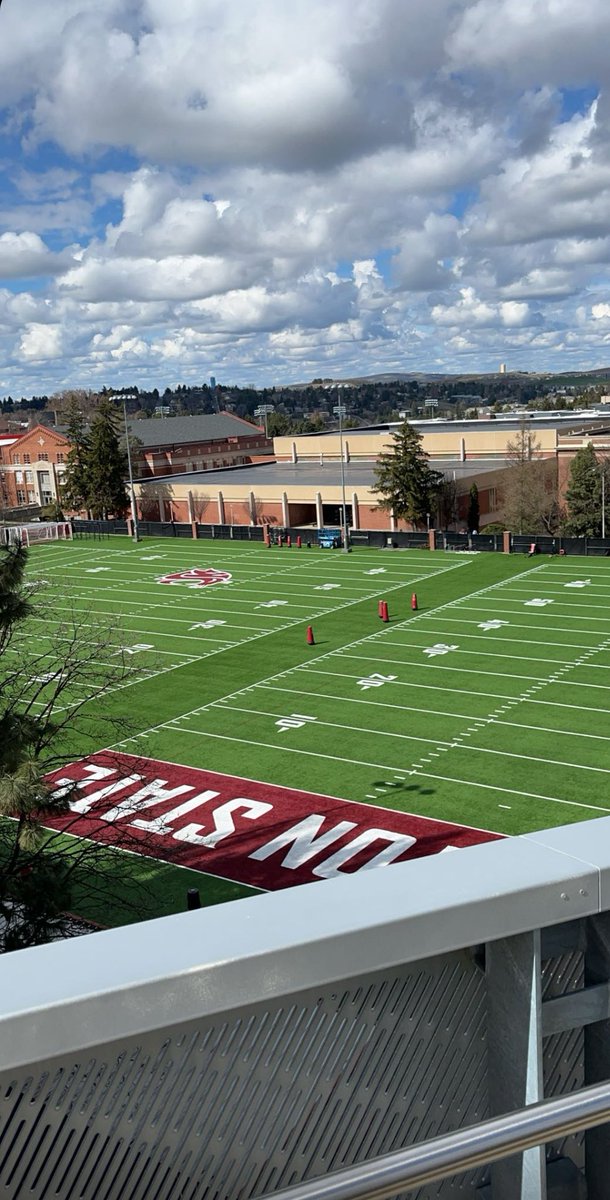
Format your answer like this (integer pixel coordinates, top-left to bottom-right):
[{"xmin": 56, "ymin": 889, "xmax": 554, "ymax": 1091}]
[
  {"xmin": 16, "ymin": 490, "xmax": 25, "ymax": 503},
  {"xmin": 12, "ymin": 454, "xmax": 19, "ymax": 464},
  {"xmin": 56, "ymin": 453, "xmax": 64, "ymax": 463},
  {"xmin": 15, "ymin": 470, "xmax": 23, "ymax": 484},
  {"xmin": 488, "ymin": 487, "xmax": 497, "ymax": 510},
  {"xmin": 40, "ymin": 452, "xmax": 49, "ymax": 462},
  {"xmin": 27, "ymin": 490, "xmax": 35, "ymax": 502},
  {"xmin": 23, "ymin": 454, "xmax": 30, "ymax": 464},
  {"xmin": 25, "ymin": 471, "xmax": 33, "ymax": 484}
]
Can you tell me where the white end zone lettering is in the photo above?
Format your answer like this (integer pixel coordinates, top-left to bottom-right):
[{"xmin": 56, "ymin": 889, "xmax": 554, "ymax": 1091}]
[{"xmin": 44, "ymin": 753, "xmax": 503, "ymax": 891}]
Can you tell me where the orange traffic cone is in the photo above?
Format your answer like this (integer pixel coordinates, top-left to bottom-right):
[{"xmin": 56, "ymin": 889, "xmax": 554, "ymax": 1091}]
[
  {"xmin": 381, "ymin": 601, "xmax": 389, "ymax": 623},
  {"xmin": 411, "ymin": 592, "xmax": 418, "ymax": 611},
  {"xmin": 378, "ymin": 599, "xmax": 385, "ymax": 619},
  {"xmin": 306, "ymin": 625, "xmax": 315, "ymax": 645}
]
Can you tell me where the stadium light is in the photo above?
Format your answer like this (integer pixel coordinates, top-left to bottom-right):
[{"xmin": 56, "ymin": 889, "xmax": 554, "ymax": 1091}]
[
  {"xmin": 109, "ymin": 393, "xmax": 140, "ymax": 542},
  {"xmin": 333, "ymin": 404, "xmax": 349, "ymax": 552},
  {"xmin": 254, "ymin": 404, "xmax": 274, "ymax": 438}
]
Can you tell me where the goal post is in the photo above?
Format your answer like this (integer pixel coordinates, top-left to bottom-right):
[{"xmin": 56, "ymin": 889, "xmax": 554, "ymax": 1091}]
[{"xmin": 2, "ymin": 522, "xmax": 73, "ymax": 547}]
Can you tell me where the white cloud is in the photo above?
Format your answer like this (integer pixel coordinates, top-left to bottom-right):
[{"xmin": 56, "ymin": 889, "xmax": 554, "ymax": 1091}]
[
  {"xmin": 1, "ymin": 0, "xmax": 610, "ymax": 390},
  {"xmin": 19, "ymin": 324, "xmax": 63, "ymax": 361}
]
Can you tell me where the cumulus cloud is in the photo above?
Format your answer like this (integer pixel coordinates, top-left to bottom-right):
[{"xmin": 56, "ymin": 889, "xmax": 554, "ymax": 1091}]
[{"xmin": 1, "ymin": 0, "xmax": 610, "ymax": 389}]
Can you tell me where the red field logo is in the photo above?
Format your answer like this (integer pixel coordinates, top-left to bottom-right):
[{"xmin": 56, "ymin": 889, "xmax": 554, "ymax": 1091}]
[
  {"xmin": 157, "ymin": 568, "xmax": 232, "ymax": 587},
  {"xmin": 44, "ymin": 753, "xmax": 502, "ymax": 891}
]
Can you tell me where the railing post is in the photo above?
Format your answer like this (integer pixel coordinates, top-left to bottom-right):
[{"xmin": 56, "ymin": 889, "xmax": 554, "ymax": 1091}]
[
  {"xmin": 585, "ymin": 912, "xmax": 610, "ymax": 1198},
  {"xmin": 487, "ymin": 930, "xmax": 547, "ymax": 1199}
]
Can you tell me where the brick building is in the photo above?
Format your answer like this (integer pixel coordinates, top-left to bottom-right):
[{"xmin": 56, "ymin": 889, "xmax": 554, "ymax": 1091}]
[
  {"xmin": 128, "ymin": 412, "xmax": 272, "ymax": 477},
  {"xmin": 0, "ymin": 425, "xmax": 70, "ymax": 510}
]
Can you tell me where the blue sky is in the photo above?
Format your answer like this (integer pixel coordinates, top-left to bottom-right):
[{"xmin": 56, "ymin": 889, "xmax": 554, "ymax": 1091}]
[{"xmin": 1, "ymin": 0, "xmax": 610, "ymax": 397}]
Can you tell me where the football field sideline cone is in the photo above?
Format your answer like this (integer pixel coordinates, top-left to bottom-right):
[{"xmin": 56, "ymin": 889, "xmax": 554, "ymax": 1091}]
[
  {"xmin": 381, "ymin": 600, "xmax": 389, "ymax": 623},
  {"xmin": 306, "ymin": 625, "xmax": 315, "ymax": 645},
  {"xmin": 411, "ymin": 592, "xmax": 418, "ymax": 611},
  {"xmin": 378, "ymin": 599, "xmax": 385, "ymax": 619}
]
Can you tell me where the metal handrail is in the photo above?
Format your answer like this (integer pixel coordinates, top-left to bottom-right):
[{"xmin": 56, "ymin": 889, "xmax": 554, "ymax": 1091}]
[{"xmin": 258, "ymin": 1080, "xmax": 610, "ymax": 1200}]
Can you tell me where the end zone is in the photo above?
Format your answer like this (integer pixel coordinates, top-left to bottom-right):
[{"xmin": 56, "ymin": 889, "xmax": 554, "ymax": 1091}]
[{"xmin": 45, "ymin": 752, "xmax": 502, "ymax": 891}]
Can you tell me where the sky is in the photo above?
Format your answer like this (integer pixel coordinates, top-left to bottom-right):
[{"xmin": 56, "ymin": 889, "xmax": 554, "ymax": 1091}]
[{"xmin": 2, "ymin": 1, "xmax": 610, "ymax": 395}]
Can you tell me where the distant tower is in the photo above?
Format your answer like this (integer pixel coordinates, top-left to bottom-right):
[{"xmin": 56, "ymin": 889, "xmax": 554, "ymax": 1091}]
[
  {"xmin": 499, "ymin": 363, "xmax": 507, "ymax": 375},
  {"xmin": 210, "ymin": 375, "xmax": 216, "ymax": 389}
]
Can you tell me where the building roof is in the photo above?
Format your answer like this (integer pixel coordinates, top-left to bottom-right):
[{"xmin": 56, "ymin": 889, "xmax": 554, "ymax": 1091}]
[
  {"xmin": 127, "ymin": 412, "xmax": 263, "ymax": 449},
  {"xmin": 138, "ymin": 458, "xmax": 508, "ymax": 490},
  {"xmin": 287, "ymin": 412, "xmax": 610, "ymax": 438}
]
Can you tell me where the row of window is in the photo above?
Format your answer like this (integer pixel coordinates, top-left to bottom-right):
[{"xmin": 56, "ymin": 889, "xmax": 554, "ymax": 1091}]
[{"xmin": 10, "ymin": 452, "xmax": 64, "ymax": 464}]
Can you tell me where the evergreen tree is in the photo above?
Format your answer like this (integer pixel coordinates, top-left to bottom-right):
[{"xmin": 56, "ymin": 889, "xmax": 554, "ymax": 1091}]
[
  {"xmin": 373, "ymin": 420, "xmax": 442, "ymax": 527},
  {"xmin": 86, "ymin": 399, "xmax": 128, "ymax": 518},
  {"xmin": 467, "ymin": 483, "xmax": 480, "ymax": 533},
  {"xmin": 565, "ymin": 443, "xmax": 602, "ymax": 537},
  {"xmin": 61, "ymin": 399, "xmax": 90, "ymax": 514}
]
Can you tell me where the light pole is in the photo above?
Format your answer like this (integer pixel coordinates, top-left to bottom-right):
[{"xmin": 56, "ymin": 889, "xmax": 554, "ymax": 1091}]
[
  {"xmin": 333, "ymin": 404, "xmax": 349, "ymax": 552},
  {"xmin": 110, "ymin": 392, "xmax": 140, "ymax": 543},
  {"xmin": 254, "ymin": 404, "xmax": 274, "ymax": 439}
]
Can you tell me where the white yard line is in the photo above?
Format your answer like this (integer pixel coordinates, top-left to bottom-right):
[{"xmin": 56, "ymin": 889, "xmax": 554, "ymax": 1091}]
[
  {"xmin": 128, "ymin": 725, "xmax": 610, "ymax": 817},
  {"xmin": 51, "ymin": 556, "xmax": 465, "ymax": 716},
  {"xmin": 209, "ymin": 700, "xmax": 610, "ymax": 776},
  {"xmin": 258, "ymin": 683, "xmax": 483, "ymax": 723},
  {"xmin": 110, "ymin": 561, "xmax": 546, "ymax": 745},
  {"xmin": 375, "ymin": 640, "xmax": 581, "ymax": 667},
  {"xmin": 292, "ymin": 665, "xmax": 516, "ymax": 703},
  {"xmin": 334, "ymin": 651, "xmax": 549, "ymax": 683}
]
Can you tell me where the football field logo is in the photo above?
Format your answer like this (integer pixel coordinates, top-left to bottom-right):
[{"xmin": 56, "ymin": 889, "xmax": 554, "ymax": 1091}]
[{"xmin": 157, "ymin": 568, "xmax": 232, "ymax": 587}]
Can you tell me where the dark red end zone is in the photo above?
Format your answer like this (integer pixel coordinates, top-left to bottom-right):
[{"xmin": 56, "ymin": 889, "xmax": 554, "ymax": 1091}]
[{"xmin": 44, "ymin": 752, "xmax": 502, "ymax": 891}]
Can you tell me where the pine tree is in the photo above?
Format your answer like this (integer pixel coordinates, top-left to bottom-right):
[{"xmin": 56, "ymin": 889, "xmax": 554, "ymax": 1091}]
[
  {"xmin": 86, "ymin": 398, "xmax": 129, "ymax": 519},
  {"xmin": 61, "ymin": 399, "xmax": 90, "ymax": 514},
  {"xmin": 373, "ymin": 420, "xmax": 442, "ymax": 527},
  {"xmin": 565, "ymin": 443, "xmax": 602, "ymax": 537},
  {"xmin": 467, "ymin": 483, "xmax": 480, "ymax": 533}
]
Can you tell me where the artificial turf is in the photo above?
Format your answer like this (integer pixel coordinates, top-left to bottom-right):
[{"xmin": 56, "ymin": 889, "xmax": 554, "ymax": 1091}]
[{"xmin": 15, "ymin": 535, "xmax": 610, "ymax": 925}]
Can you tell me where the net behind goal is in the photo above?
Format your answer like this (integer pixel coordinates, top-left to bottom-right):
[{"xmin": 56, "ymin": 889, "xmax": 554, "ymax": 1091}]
[{"xmin": 3, "ymin": 522, "xmax": 72, "ymax": 547}]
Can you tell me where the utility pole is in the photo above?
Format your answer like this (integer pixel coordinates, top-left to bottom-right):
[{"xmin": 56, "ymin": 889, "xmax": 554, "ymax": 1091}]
[
  {"xmin": 109, "ymin": 392, "xmax": 140, "ymax": 542},
  {"xmin": 254, "ymin": 404, "xmax": 274, "ymax": 439},
  {"xmin": 333, "ymin": 404, "xmax": 349, "ymax": 552}
]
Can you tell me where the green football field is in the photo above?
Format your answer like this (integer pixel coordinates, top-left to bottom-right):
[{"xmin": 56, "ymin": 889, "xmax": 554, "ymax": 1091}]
[{"xmin": 17, "ymin": 535, "xmax": 610, "ymax": 925}]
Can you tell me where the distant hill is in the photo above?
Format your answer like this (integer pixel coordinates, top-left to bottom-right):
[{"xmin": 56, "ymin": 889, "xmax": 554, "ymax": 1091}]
[{"xmin": 290, "ymin": 367, "xmax": 610, "ymax": 387}]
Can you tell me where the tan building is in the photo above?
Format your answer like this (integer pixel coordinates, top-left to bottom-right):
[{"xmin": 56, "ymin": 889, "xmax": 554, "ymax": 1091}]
[
  {"xmin": 135, "ymin": 416, "xmax": 574, "ymax": 531},
  {"xmin": 136, "ymin": 456, "xmax": 509, "ymax": 530}
]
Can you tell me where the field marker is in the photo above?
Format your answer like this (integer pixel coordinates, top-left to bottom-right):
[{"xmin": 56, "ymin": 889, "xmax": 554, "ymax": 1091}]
[{"xmin": 107, "ymin": 559, "xmax": 546, "ymax": 759}]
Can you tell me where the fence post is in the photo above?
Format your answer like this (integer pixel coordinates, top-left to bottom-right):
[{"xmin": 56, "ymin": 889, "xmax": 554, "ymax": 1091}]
[
  {"xmin": 503, "ymin": 530, "xmax": 511, "ymax": 554},
  {"xmin": 428, "ymin": 529, "xmax": 435, "ymax": 551}
]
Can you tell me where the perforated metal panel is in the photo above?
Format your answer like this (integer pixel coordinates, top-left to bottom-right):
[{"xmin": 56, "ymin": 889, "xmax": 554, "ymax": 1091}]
[
  {"xmin": 542, "ymin": 949, "xmax": 585, "ymax": 1172},
  {"xmin": 0, "ymin": 953, "xmax": 489, "ymax": 1200},
  {"xmin": 2, "ymin": 822, "xmax": 608, "ymax": 1200}
]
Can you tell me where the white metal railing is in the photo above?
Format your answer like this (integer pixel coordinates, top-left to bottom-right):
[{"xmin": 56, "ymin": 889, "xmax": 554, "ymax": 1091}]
[{"xmin": 1, "ymin": 816, "xmax": 610, "ymax": 1199}]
